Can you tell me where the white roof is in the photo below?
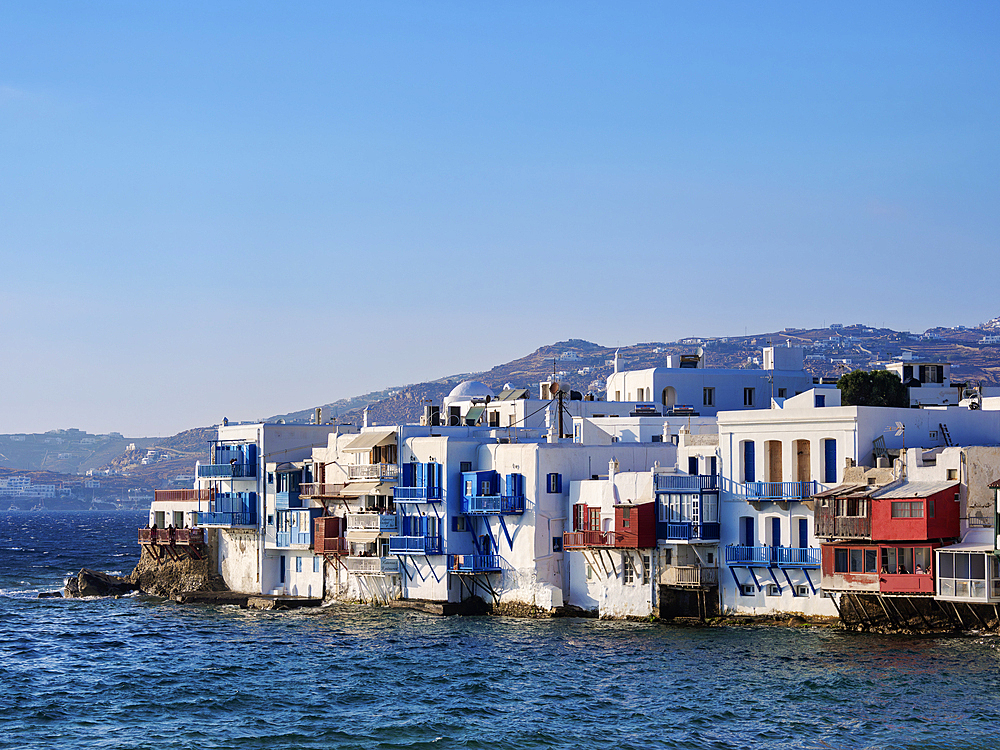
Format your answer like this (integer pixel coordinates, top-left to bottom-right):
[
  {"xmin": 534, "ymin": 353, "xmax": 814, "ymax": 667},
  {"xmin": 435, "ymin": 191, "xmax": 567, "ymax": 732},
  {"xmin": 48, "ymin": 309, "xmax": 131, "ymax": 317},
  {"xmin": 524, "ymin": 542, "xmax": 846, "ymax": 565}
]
[
  {"xmin": 937, "ymin": 528, "xmax": 995, "ymax": 553},
  {"xmin": 443, "ymin": 380, "xmax": 495, "ymax": 406}
]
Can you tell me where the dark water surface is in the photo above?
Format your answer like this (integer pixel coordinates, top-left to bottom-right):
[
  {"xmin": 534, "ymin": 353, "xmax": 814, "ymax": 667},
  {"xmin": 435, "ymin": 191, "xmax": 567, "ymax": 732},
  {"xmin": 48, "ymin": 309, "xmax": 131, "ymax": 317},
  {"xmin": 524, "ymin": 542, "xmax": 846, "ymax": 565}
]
[{"xmin": 1, "ymin": 511, "xmax": 997, "ymax": 750}]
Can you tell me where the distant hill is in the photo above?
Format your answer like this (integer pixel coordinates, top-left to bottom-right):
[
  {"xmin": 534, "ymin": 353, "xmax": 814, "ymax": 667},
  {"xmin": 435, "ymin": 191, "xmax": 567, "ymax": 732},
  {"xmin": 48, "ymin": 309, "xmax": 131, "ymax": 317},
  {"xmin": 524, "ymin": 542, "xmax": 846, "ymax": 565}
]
[{"xmin": 2, "ymin": 318, "xmax": 999, "ymax": 504}]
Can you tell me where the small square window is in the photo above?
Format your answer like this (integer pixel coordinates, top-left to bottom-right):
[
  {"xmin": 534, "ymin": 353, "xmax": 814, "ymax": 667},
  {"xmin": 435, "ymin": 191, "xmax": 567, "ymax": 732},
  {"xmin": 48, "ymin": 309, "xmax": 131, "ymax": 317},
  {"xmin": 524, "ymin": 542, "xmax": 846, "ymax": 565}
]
[
  {"xmin": 778, "ymin": 388, "xmax": 787, "ymax": 398},
  {"xmin": 766, "ymin": 584, "xmax": 780, "ymax": 597},
  {"xmin": 313, "ymin": 556, "xmax": 321, "ymax": 573},
  {"xmin": 741, "ymin": 584, "xmax": 756, "ymax": 596},
  {"xmin": 703, "ymin": 387, "xmax": 715, "ymax": 407},
  {"xmin": 744, "ymin": 388, "xmax": 755, "ymax": 407},
  {"xmin": 460, "ymin": 461, "xmax": 472, "ymax": 473},
  {"xmin": 552, "ymin": 537, "xmax": 563, "ymax": 553},
  {"xmin": 796, "ymin": 585, "xmax": 810, "ymax": 596}
]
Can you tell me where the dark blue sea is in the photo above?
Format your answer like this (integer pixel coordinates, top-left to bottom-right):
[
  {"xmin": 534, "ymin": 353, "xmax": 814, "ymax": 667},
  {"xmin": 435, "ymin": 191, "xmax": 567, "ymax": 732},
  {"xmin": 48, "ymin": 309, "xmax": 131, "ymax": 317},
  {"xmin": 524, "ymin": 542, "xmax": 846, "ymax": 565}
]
[{"xmin": 1, "ymin": 511, "xmax": 998, "ymax": 750}]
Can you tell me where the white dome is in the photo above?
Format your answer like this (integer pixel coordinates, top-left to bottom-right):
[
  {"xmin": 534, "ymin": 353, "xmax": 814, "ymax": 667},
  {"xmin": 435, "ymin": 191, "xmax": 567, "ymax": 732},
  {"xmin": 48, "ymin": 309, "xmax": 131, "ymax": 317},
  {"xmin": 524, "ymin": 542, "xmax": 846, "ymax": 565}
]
[{"xmin": 443, "ymin": 380, "xmax": 495, "ymax": 407}]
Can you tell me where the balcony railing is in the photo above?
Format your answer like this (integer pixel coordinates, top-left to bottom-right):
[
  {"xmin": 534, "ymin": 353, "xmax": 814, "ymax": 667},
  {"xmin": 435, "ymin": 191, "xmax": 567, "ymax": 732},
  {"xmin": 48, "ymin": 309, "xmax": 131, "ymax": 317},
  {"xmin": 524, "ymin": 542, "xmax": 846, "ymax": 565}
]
[
  {"xmin": 197, "ymin": 463, "xmax": 257, "ymax": 479},
  {"xmin": 447, "ymin": 554, "xmax": 503, "ymax": 573},
  {"xmin": 663, "ymin": 521, "xmax": 721, "ymax": 542},
  {"xmin": 393, "ymin": 485, "xmax": 443, "ymax": 502},
  {"xmin": 139, "ymin": 528, "xmax": 205, "ymax": 545},
  {"xmin": 345, "ymin": 557, "xmax": 400, "ymax": 575},
  {"xmin": 461, "ymin": 495, "xmax": 526, "ymax": 515},
  {"xmin": 662, "ymin": 565, "xmax": 719, "ymax": 587},
  {"xmin": 814, "ymin": 511, "xmax": 871, "ymax": 540},
  {"xmin": 153, "ymin": 489, "xmax": 215, "ymax": 504},
  {"xmin": 562, "ymin": 530, "xmax": 616, "ymax": 549},
  {"xmin": 347, "ymin": 464, "xmax": 399, "ymax": 481},
  {"xmin": 299, "ymin": 483, "xmax": 345, "ymax": 497},
  {"xmin": 198, "ymin": 511, "xmax": 257, "ymax": 527},
  {"xmin": 388, "ymin": 535, "xmax": 443, "ymax": 555},
  {"xmin": 275, "ymin": 491, "xmax": 303, "ymax": 510},
  {"xmin": 655, "ymin": 474, "xmax": 720, "ymax": 491},
  {"xmin": 346, "ymin": 513, "xmax": 399, "ymax": 534},
  {"xmin": 314, "ymin": 535, "xmax": 349, "ymax": 555},
  {"xmin": 276, "ymin": 530, "xmax": 312, "ymax": 547},
  {"xmin": 733, "ymin": 480, "xmax": 817, "ymax": 501},
  {"xmin": 725, "ymin": 545, "xmax": 820, "ymax": 568}
]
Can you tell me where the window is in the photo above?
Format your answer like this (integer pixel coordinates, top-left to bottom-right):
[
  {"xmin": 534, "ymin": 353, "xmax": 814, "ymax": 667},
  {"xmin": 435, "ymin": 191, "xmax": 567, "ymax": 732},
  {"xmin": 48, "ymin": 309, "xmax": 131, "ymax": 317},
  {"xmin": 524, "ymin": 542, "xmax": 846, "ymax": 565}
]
[
  {"xmin": 623, "ymin": 555, "xmax": 635, "ymax": 584},
  {"xmin": 586, "ymin": 563, "xmax": 593, "ymax": 580},
  {"xmin": 741, "ymin": 584, "xmax": 756, "ymax": 596},
  {"xmin": 280, "ymin": 555, "xmax": 286, "ymax": 583},
  {"xmin": 796, "ymin": 585, "xmax": 810, "ymax": 597},
  {"xmin": 464, "ymin": 480, "xmax": 474, "ymax": 497},
  {"xmin": 552, "ymin": 536, "xmax": 563, "ymax": 553},
  {"xmin": 929, "ymin": 500, "xmax": 935, "ymax": 518},
  {"xmin": 947, "ymin": 469, "xmax": 958, "ymax": 481},
  {"xmin": 460, "ymin": 461, "xmax": 472, "ymax": 473},
  {"xmin": 823, "ymin": 439, "xmax": 837, "ymax": 484},
  {"xmin": 642, "ymin": 554, "xmax": 650, "ymax": 585},
  {"xmin": 547, "ymin": 473, "xmax": 563, "ymax": 493},
  {"xmin": 452, "ymin": 516, "xmax": 467, "ymax": 532},
  {"xmin": 778, "ymin": 388, "xmax": 787, "ymax": 398},
  {"xmin": 313, "ymin": 556, "xmax": 321, "ymax": 573},
  {"xmin": 295, "ymin": 556, "xmax": 302, "ymax": 573},
  {"xmin": 743, "ymin": 441, "xmax": 756, "ymax": 483},
  {"xmin": 766, "ymin": 584, "xmax": 780, "ymax": 597},
  {"xmin": 622, "ymin": 507, "xmax": 631, "ymax": 528},
  {"xmin": 703, "ymin": 388, "xmax": 715, "ymax": 407},
  {"xmin": 834, "ymin": 547, "xmax": 877, "ymax": 573},
  {"xmin": 744, "ymin": 388, "xmax": 755, "ymax": 406},
  {"xmin": 880, "ymin": 546, "xmax": 932, "ymax": 575},
  {"xmin": 814, "ymin": 394, "xmax": 826, "ymax": 408},
  {"xmin": 267, "ymin": 473, "xmax": 274, "ymax": 484},
  {"xmin": 891, "ymin": 501, "xmax": 924, "ymax": 518},
  {"xmin": 664, "ymin": 549, "xmax": 673, "ymax": 565}
]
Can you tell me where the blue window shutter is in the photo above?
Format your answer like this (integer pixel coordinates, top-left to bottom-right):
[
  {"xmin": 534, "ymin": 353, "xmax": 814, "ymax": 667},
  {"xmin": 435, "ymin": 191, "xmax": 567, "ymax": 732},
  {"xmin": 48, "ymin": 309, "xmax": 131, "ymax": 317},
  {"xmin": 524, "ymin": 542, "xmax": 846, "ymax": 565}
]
[
  {"xmin": 401, "ymin": 462, "xmax": 414, "ymax": 487},
  {"xmin": 744, "ymin": 442, "xmax": 756, "ymax": 483},
  {"xmin": 824, "ymin": 439, "xmax": 837, "ymax": 484}
]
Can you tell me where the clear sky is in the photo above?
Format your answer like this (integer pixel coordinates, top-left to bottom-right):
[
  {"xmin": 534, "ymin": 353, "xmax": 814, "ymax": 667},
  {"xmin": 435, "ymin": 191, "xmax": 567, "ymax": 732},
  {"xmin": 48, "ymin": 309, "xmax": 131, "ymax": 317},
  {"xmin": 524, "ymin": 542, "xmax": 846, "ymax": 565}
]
[{"xmin": 2, "ymin": 2, "xmax": 998, "ymax": 437}]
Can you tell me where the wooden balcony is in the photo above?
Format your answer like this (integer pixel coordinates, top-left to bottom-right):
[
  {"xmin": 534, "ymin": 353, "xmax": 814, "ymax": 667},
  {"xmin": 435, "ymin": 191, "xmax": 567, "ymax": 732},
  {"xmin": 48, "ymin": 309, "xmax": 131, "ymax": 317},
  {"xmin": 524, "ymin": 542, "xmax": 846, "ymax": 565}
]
[
  {"xmin": 815, "ymin": 505, "xmax": 871, "ymax": 540},
  {"xmin": 314, "ymin": 535, "xmax": 349, "ymax": 555},
  {"xmin": 153, "ymin": 488, "xmax": 215, "ymax": 504},
  {"xmin": 299, "ymin": 483, "xmax": 346, "ymax": 498},
  {"xmin": 138, "ymin": 528, "xmax": 205, "ymax": 545},
  {"xmin": 563, "ymin": 530, "xmax": 616, "ymax": 549},
  {"xmin": 662, "ymin": 565, "xmax": 718, "ymax": 588}
]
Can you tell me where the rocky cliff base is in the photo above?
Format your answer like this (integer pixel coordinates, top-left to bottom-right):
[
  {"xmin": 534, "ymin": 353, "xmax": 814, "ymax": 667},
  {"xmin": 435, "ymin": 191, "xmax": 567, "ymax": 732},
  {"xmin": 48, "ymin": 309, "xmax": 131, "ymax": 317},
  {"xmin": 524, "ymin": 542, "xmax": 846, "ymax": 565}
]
[{"xmin": 63, "ymin": 545, "xmax": 228, "ymax": 598}]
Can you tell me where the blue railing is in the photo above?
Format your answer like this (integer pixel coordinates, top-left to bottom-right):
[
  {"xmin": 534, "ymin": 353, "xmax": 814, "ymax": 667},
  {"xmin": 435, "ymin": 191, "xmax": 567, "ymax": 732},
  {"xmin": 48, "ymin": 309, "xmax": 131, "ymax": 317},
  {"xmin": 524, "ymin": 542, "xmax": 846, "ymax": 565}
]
[
  {"xmin": 389, "ymin": 536, "xmax": 443, "ymax": 555},
  {"xmin": 276, "ymin": 529, "xmax": 312, "ymax": 547},
  {"xmin": 732, "ymin": 480, "xmax": 817, "ymax": 501},
  {"xmin": 448, "ymin": 554, "xmax": 503, "ymax": 572},
  {"xmin": 275, "ymin": 491, "xmax": 302, "ymax": 510},
  {"xmin": 198, "ymin": 463, "xmax": 257, "ymax": 479},
  {"xmin": 655, "ymin": 474, "xmax": 720, "ymax": 491},
  {"xmin": 393, "ymin": 485, "xmax": 443, "ymax": 502},
  {"xmin": 725, "ymin": 545, "xmax": 820, "ymax": 568},
  {"xmin": 663, "ymin": 521, "xmax": 720, "ymax": 541},
  {"xmin": 461, "ymin": 495, "xmax": 525, "ymax": 515},
  {"xmin": 198, "ymin": 511, "xmax": 256, "ymax": 527}
]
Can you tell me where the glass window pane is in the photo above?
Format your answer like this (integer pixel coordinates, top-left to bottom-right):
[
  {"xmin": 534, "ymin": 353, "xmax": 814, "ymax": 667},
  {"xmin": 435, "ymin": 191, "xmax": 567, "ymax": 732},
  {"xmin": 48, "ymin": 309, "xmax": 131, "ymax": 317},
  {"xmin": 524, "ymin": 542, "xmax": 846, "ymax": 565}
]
[
  {"xmin": 957, "ymin": 553, "xmax": 971, "ymax": 579},
  {"xmin": 835, "ymin": 549, "xmax": 849, "ymax": 573},
  {"xmin": 957, "ymin": 581, "xmax": 969, "ymax": 598},
  {"xmin": 850, "ymin": 549, "xmax": 863, "ymax": 572},
  {"xmin": 914, "ymin": 548, "xmax": 931, "ymax": 573},
  {"xmin": 973, "ymin": 581, "xmax": 986, "ymax": 599},
  {"xmin": 971, "ymin": 553, "xmax": 987, "ymax": 580},
  {"xmin": 940, "ymin": 553, "xmax": 954, "ymax": 578},
  {"xmin": 941, "ymin": 579, "xmax": 955, "ymax": 597},
  {"xmin": 865, "ymin": 549, "xmax": 877, "ymax": 573},
  {"xmin": 900, "ymin": 548, "xmax": 914, "ymax": 575}
]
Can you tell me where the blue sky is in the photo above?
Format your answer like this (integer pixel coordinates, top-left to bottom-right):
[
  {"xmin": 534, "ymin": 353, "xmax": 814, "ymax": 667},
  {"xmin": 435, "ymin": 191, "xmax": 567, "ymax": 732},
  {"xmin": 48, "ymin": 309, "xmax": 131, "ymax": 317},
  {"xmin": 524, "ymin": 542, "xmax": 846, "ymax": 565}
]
[{"xmin": 1, "ymin": 2, "xmax": 998, "ymax": 436}]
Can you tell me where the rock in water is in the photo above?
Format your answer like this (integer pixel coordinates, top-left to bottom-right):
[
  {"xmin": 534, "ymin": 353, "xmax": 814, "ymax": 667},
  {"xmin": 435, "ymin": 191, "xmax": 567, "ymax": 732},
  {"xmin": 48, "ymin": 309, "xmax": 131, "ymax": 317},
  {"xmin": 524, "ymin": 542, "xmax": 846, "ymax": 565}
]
[{"xmin": 65, "ymin": 569, "xmax": 138, "ymax": 598}]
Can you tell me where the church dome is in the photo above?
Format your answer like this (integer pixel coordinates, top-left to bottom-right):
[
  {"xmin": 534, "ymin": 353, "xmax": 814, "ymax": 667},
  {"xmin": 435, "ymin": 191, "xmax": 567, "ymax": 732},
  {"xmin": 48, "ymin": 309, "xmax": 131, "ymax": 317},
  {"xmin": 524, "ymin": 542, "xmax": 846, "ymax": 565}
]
[{"xmin": 443, "ymin": 380, "xmax": 495, "ymax": 407}]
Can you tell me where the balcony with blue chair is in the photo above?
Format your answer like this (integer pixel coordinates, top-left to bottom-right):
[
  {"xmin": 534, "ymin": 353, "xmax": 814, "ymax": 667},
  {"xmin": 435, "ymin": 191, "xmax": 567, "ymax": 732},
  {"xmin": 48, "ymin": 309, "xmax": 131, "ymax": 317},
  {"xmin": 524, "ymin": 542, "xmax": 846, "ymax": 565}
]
[
  {"xmin": 198, "ymin": 492, "xmax": 258, "ymax": 528},
  {"xmin": 393, "ymin": 462, "xmax": 443, "ymax": 503},
  {"xmin": 388, "ymin": 514, "xmax": 443, "ymax": 555},
  {"xmin": 663, "ymin": 521, "xmax": 721, "ymax": 542},
  {"xmin": 447, "ymin": 554, "xmax": 503, "ymax": 573}
]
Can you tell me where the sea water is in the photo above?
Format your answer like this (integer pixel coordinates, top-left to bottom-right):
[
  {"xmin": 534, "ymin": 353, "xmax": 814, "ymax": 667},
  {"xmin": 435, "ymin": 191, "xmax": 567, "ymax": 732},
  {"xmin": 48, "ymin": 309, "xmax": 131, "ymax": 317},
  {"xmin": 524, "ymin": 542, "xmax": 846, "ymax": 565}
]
[{"xmin": 1, "ymin": 510, "xmax": 998, "ymax": 750}]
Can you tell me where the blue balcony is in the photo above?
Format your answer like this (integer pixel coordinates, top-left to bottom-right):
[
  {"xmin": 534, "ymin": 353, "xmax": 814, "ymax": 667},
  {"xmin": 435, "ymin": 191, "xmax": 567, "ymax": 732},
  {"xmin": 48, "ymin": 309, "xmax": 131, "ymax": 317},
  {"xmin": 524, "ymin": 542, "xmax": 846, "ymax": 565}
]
[
  {"xmin": 388, "ymin": 535, "xmax": 443, "ymax": 555},
  {"xmin": 448, "ymin": 554, "xmax": 503, "ymax": 573},
  {"xmin": 732, "ymin": 481, "xmax": 817, "ymax": 501},
  {"xmin": 725, "ymin": 545, "xmax": 820, "ymax": 568},
  {"xmin": 393, "ymin": 485, "xmax": 443, "ymax": 503},
  {"xmin": 198, "ymin": 463, "xmax": 257, "ymax": 479},
  {"xmin": 664, "ymin": 521, "xmax": 721, "ymax": 542},
  {"xmin": 461, "ymin": 495, "xmax": 525, "ymax": 515},
  {"xmin": 655, "ymin": 474, "xmax": 720, "ymax": 491},
  {"xmin": 275, "ymin": 491, "xmax": 302, "ymax": 510},
  {"xmin": 276, "ymin": 529, "xmax": 313, "ymax": 547},
  {"xmin": 198, "ymin": 511, "xmax": 257, "ymax": 527}
]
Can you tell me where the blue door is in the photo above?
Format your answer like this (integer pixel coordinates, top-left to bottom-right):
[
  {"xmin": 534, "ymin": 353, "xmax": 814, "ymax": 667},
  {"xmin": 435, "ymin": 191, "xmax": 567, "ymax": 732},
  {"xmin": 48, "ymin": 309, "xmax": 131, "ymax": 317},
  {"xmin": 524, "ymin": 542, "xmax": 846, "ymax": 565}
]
[
  {"xmin": 744, "ymin": 441, "xmax": 756, "ymax": 483},
  {"xmin": 742, "ymin": 517, "xmax": 755, "ymax": 547},
  {"xmin": 824, "ymin": 439, "xmax": 837, "ymax": 484},
  {"xmin": 798, "ymin": 518, "xmax": 808, "ymax": 548},
  {"xmin": 770, "ymin": 517, "xmax": 781, "ymax": 547}
]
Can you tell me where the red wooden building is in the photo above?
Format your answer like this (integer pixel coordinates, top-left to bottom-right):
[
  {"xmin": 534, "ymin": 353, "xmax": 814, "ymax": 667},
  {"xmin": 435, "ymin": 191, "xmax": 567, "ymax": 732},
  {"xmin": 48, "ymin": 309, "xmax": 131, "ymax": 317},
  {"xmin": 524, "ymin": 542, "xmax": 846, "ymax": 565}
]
[{"xmin": 816, "ymin": 481, "xmax": 960, "ymax": 596}]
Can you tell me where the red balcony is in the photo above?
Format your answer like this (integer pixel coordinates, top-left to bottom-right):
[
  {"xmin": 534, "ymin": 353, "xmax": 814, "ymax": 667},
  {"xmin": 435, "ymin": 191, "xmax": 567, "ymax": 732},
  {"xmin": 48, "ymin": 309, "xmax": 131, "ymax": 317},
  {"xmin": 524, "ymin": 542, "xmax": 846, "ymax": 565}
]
[
  {"xmin": 563, "ymin": 530, "xmax": 616, "ymax": 549},
  {"xmin": 138, "ymin": 528, "xmax": 205, "ymax": 545},
  {"xmin": 615, "ymin": 503, "xmax": 656, "ymax": 548},
  {"xmin": 314, "ymin": 516, "xmax": 349, "ymax": 555},
  {"xmin": 153, "ymin": 488, "xmax": 215, "ymax": 504}
]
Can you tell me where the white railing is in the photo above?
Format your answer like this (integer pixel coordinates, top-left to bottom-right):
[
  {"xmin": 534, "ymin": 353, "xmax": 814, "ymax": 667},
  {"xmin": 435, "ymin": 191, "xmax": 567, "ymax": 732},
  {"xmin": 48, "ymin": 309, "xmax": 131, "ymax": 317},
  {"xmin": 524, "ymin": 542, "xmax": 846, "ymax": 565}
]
[
  {"xmin": 348, "ymin": 464, "xmax": 400, "ymax": 481},
  {"xmin": 346, "ymin": 513, "xmax": 399, "ymax": 533},
  {"xmin": 346, "ymin": 557, "xmax": 400, "ymax": 575},
  {"xmin": 662, "ymin": 566, "xmax": 718, "ymax": 587}
]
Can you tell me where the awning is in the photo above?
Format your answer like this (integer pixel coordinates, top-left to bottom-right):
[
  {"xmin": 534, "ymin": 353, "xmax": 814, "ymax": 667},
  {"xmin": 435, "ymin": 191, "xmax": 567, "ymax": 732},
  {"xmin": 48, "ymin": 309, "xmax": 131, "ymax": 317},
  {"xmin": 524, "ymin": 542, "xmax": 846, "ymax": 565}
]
[
  {"xmin": 344, "ymin": 429, "xmax": 397, "ymax": 453},
  {"xmin": 345, "ymin": 530, "xmax": 380, "ymax": 543},
  {"xmin": 465, "ymin": 406, "xmax": 485, "ymax": 424},
  {"xmin": 341, "ymin": 481, "xmax": 383, "ymax": 497}
]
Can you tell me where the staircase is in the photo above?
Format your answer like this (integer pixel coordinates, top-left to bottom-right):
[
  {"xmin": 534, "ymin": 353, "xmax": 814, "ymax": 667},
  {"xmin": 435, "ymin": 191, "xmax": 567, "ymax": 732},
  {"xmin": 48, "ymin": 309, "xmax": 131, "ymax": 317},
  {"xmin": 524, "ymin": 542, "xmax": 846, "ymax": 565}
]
[{"xmin": 939, "ymin": 423, "xmax": 953, "ymax": 447}]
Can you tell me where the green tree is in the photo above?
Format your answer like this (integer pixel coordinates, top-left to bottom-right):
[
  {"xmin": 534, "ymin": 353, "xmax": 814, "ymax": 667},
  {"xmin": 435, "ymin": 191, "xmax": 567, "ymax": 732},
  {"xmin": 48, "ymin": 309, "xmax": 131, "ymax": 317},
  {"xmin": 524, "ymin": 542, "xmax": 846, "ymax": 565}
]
[{"xmin": 837, "ymin": 369, "xmax": 909, "ymax": 408}]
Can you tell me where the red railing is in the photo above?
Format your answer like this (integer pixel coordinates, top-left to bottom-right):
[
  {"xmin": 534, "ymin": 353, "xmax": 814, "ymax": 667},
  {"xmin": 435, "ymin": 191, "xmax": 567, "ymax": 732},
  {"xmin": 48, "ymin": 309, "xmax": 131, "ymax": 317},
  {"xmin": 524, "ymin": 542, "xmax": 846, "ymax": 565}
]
[
  {"xmin": 153, "ymin": 488, "xmax": 216, "ymax": 504},
  {"xmin": 562, "ymin": 530, "xmax": 616, "ymax": 549},
  {"xmin": 315, "ymin": 536, "xmax": 350, "ymax": 555}
]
